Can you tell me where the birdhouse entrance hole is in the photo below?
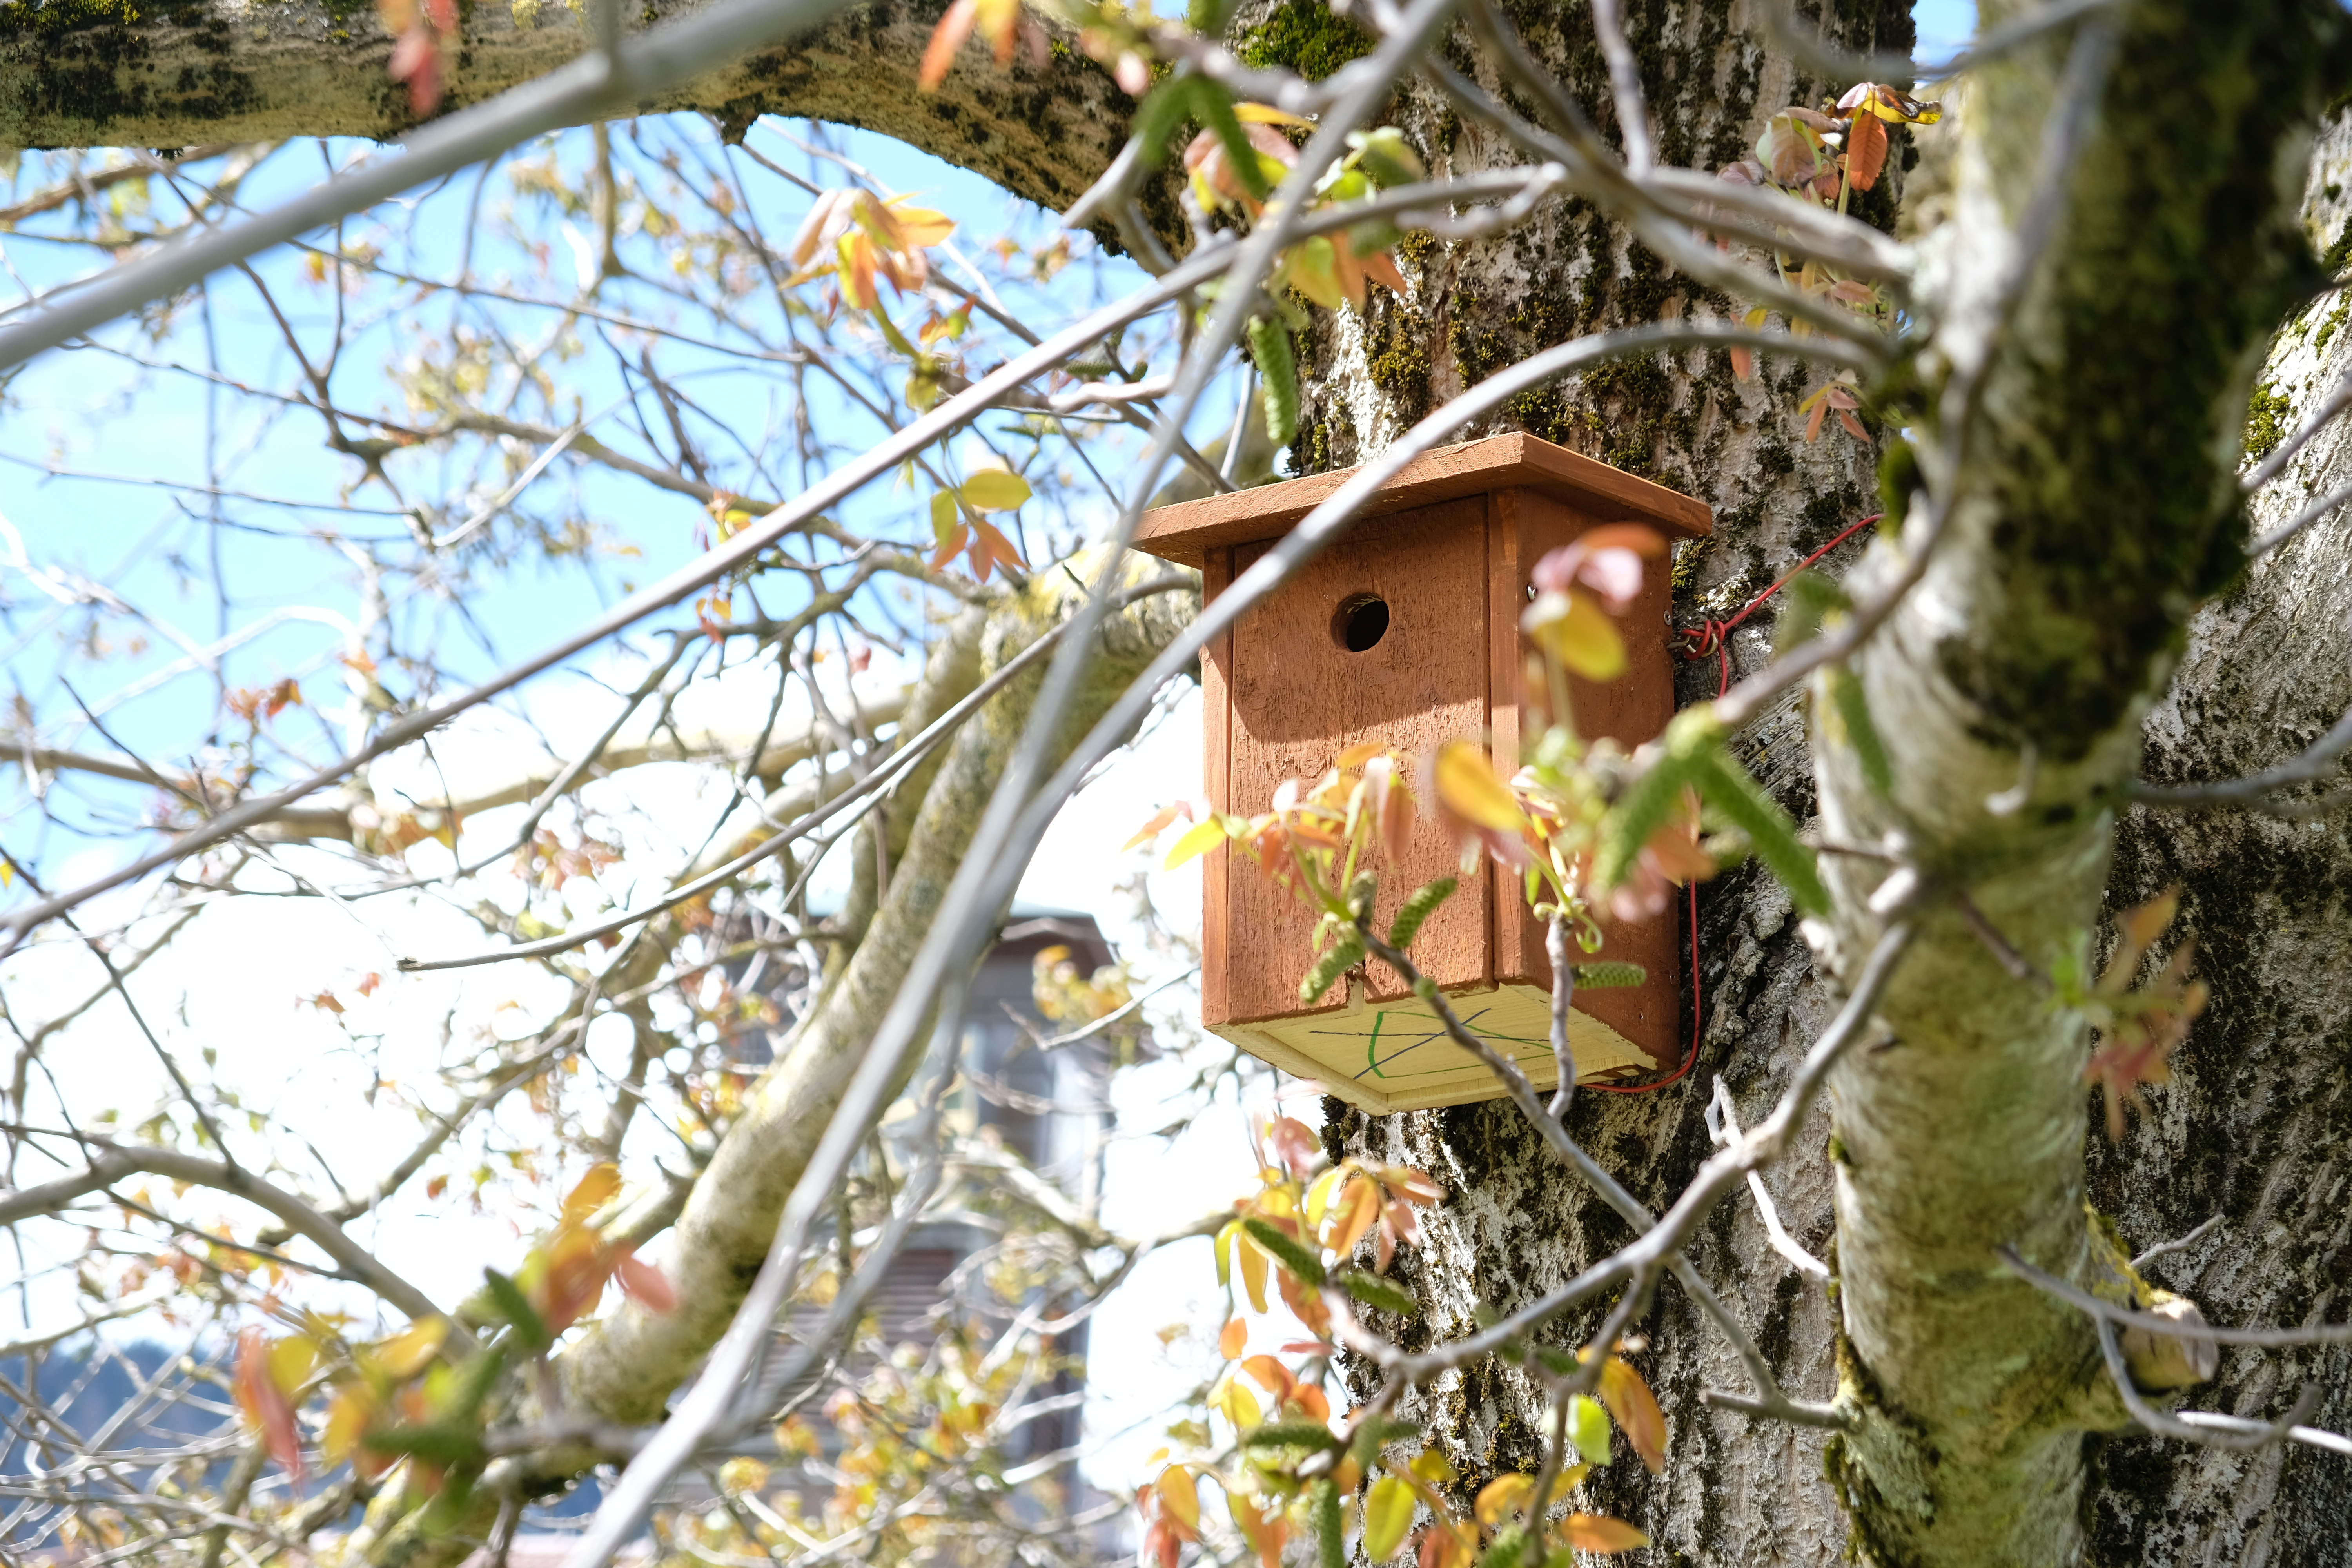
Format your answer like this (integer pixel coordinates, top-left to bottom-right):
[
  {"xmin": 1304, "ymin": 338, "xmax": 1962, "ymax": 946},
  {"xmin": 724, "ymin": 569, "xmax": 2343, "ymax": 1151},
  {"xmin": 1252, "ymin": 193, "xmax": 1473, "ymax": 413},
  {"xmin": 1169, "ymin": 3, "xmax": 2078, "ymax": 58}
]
[
  {"xmin": 1135, "ymin": 433, "xmax": 1713, "ymax": 1115},
  {"xmin": 1334, "ymin": 593, "xmax": 1390, "ymax": 653}
]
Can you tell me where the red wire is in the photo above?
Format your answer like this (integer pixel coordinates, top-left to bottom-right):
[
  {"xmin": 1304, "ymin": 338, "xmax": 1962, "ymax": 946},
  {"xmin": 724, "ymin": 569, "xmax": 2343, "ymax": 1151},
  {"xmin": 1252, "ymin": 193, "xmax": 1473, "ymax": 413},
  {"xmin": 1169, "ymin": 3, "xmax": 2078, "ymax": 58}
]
[{"xmin": 1583, "ymin": 512, "xmax": 1884, "ymax": 1096}]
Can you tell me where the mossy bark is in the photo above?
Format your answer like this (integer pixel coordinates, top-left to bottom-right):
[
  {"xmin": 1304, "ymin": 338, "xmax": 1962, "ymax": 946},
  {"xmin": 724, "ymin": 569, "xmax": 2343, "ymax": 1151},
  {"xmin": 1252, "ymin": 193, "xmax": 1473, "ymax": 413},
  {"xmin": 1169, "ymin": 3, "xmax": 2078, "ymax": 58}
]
[{"xmin": 0, "ymin": 0, "xmax": 1133, "ymax": 223}]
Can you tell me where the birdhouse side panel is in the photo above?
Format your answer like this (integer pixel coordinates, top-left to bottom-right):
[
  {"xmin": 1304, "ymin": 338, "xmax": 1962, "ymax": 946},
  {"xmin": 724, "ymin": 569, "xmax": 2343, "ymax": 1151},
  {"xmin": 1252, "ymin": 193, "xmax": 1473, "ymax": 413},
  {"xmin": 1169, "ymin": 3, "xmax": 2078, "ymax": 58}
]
[
  {"xmin": 1494, "ymin": 487, "xmax": 1685, "ymax": 1070},
  {"xmin": 1212, "ymin": 500, "xmax": 1494, "ymax": 1026}
]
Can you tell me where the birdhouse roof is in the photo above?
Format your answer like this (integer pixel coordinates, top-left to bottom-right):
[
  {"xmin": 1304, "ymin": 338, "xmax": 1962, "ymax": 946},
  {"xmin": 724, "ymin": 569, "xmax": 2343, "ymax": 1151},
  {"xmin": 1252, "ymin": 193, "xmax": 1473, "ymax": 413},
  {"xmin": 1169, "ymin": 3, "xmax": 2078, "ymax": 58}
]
[{"xmin": 1132, "ymin": 432, "xmax": 1712, "ymax": 568}]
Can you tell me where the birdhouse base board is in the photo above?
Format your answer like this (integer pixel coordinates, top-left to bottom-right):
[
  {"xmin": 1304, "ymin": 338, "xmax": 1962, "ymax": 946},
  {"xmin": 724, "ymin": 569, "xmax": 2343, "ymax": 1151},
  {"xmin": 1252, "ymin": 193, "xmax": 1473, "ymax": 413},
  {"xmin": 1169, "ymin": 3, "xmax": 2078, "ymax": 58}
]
[{"xmin": 1208, "ymin": 983, "xmax": 1657, "ymax": 1115}]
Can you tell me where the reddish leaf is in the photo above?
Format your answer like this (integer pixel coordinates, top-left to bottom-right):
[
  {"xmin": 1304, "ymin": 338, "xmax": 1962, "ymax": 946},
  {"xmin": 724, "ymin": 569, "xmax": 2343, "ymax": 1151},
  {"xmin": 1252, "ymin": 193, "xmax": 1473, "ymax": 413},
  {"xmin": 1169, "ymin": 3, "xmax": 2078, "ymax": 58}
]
[
  {"xmin": 614, "ymin": 1250, "xmax": 678, "ymax": 1315},
  {"xmin": 1844, "ymin": 111, "xmax": 1888, "ymax": 192},
  {"xmin": 917, "ymin": 0, "xmax": 978, "ymax": 89},
  {"xmin": 234, "ymin": 1329, "xmax": 304, "ymax": 1479}
]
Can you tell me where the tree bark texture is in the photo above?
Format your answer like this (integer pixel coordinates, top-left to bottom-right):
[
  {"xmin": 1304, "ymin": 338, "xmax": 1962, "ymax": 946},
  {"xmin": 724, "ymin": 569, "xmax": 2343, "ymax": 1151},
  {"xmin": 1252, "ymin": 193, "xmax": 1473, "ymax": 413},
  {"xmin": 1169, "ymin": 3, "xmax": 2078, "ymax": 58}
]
[
  {"xmin": 0, "ymin": 0, "xmax": 1132, "ymax": 220},
  {"xmin": 1326, "ymin": 3, "xmax": 2352, "ymax": 1565},
  {"xmin": 2081, "ymin": 107, "xmax": 2352, "ymax": 1566}
]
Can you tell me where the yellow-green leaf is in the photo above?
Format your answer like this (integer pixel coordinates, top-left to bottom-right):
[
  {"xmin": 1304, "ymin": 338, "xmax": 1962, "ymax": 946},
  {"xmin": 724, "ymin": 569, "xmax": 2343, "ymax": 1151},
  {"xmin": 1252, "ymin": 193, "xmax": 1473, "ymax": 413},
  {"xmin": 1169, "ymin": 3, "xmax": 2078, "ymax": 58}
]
[
  {"xmin": 1212, "ymin": 1374, "xmax": 1262, "ymax": 1432},
  {"xmin": 1433, "ymin": 741, "xmax": 1523, "ymax": 833},
  {"xmin": 1163, "ymin": 817, "xmax": 1230, "ymax": 870},
  {"xmin": 958, "ymin": 470, "xmax": 1032, "ymax": 511},
  {"xmin": 1364, "ymin": 1475, "xmax": 1415, "ymax": 1561},
  {"xmin": 1523, "ymin": 586, "xmax": 1627, "ymax": 679},
  {"xmin": 1568, "ymin": 1393, "xmax": 1611, "ymax": 1466},
  {"xmin": 1285, "ymin": 236, "xmax": 1344, "ymax": 311}
]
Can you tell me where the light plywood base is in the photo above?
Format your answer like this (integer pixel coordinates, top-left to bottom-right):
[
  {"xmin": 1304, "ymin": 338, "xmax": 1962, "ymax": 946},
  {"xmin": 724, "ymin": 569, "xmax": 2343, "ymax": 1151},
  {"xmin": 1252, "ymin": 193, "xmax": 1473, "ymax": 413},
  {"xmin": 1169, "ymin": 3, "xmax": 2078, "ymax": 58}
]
[{"xmin": 1207, "ymin": 982, "xmax": 1656, "ymax": 1115}]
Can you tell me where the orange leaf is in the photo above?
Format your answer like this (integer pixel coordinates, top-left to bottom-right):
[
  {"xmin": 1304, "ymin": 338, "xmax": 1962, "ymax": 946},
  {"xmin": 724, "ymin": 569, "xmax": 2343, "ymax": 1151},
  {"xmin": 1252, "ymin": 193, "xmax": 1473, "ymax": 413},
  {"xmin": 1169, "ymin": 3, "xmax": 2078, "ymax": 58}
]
[
  {"xmin": 1844, "ymin": 111, "xmax": 1888, "ymax": 191},
  {"xmin": 1156, "ymin": 1466, "xmax": 1201, "ymax": 1534},
  {"xmin": 917, "ymin": 0, "xmax": 978, "ymax": 89},
  {"xmin": 562, "ymin": 1164, "xmax": 623, "ymax": 1224},
  {"xmin": 1330, "ymin": 1176, "xmax": 1381, "ymax": 1257},
  {"xmin": 1599, "ymin": 1356, "xmax": 1668, "ymax": 1473},
  {"xmin": 1560, "ymin": 1515, "xmax": 1650, "ymax": 1553},
  {"xmin": 1219, "ymin": 1316, "xmax": 1248, "ymax": 1359},
  {"xmin": 1124, "ymin": 802, "xmax": 1192, "ymax": 853}
]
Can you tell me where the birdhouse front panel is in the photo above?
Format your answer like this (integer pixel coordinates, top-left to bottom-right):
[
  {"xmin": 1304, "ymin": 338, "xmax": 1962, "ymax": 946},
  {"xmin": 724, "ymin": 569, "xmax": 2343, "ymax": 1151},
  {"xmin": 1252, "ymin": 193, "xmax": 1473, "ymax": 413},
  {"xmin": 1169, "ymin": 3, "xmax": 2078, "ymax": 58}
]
[{"xmin": 1137, "ymin": 434, "xmax": 1711, "ymax": 1115}]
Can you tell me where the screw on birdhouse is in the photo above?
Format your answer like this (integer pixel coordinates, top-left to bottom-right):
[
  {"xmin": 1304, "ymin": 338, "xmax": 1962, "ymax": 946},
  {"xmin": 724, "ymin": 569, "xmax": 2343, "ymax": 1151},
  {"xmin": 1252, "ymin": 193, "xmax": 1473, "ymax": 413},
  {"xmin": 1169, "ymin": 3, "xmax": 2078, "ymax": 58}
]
[{"xmin": 1132, "ymin": 432, "xmax": 1712, "ymax": 1114}]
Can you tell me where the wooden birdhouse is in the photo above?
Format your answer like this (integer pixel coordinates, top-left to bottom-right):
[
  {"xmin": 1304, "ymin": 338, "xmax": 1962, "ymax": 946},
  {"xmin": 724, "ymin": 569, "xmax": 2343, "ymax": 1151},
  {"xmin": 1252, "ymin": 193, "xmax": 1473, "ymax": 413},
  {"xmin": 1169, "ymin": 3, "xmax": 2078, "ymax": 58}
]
[{"xmin": 1134, "ymin": 433, "xmax": 1713, "ymax": 1114}]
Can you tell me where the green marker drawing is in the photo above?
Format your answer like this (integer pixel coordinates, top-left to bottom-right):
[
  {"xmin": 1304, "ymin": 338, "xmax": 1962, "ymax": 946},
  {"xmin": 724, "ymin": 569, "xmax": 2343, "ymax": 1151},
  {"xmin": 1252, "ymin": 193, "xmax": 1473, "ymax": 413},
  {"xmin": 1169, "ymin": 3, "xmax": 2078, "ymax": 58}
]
[{"xmin": 1365, "ymin": 1011, "xmax": 1387, "ymax": 1078}]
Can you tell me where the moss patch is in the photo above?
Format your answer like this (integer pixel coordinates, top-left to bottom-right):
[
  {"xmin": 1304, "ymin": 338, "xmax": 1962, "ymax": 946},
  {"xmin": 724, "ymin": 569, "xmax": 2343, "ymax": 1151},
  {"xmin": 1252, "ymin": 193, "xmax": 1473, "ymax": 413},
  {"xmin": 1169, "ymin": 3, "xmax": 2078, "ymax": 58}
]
[{"xmin": 1237, "ymin": 0, "xmax": 1372, "ymax": 82}]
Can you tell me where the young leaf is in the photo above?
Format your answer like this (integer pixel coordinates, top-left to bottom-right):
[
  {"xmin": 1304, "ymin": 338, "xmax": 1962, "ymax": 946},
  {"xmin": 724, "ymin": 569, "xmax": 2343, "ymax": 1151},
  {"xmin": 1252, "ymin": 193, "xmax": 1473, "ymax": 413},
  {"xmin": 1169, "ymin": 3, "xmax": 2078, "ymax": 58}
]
[
  {"xmin": 1568, "ymin": 1393, "xmax": 1611, "ymax": 1466},
  {"xmin": 1559, "ymin": 1515, "xmax": 1650, "ymax": 1553},
  {"xmin": 1474, "ymin": 1473, "xmax": 1534, "ymax": 1530},
  {"xmin": 1432, "ymin": 742, "xmax": 1523, "ymax": 832},
  {"xmin": 1220, "ymin": 1316, "xmax": 1249, "ymax": 1359},
  {"xmin": 958, "ymin": 469, "xmax": 1032, "ymax": 511},
  {"xmin": 1844, "ymin": 110, "xmax": 1889, "ymax": 191},
  {"xmin": 614, "ymin": 1250, "xmax": 678, "ymax": 1315},
  {"xmin": 1365, "ymin": 1475, "xmax": 1416, "ymax": 1561},
  {"xmin": 1598, "ymin": 1357, "xmax": 1668, "ymax": 1473},
  {"xmin": 1163, "ymin": 817, "xmax": 1230, "ymax": 870},
  {"xmin": 1158, "ymin": 1465, "xmax": 1201, "ymax": 1531},
  {"xmin": 1212, "ymin": 1374, "xmax": 1263, "ymax": 1431}
]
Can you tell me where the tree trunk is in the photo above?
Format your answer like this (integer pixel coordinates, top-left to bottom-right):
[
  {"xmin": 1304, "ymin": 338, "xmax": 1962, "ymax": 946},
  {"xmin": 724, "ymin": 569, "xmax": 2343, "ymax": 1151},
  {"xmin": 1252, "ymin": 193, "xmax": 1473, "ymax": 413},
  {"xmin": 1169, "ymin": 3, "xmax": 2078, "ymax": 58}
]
[
  {"xmin": 2084, "ymin": 106, "xmax": 2352, "ymax": 1566},
  {"xmin": 1319, "ymin": 1, "xmax": 1906, "ymax": 1559},
  {"xmin": 1321, "ymin": 3, "xmax": 2352, "ymax": 1564}
]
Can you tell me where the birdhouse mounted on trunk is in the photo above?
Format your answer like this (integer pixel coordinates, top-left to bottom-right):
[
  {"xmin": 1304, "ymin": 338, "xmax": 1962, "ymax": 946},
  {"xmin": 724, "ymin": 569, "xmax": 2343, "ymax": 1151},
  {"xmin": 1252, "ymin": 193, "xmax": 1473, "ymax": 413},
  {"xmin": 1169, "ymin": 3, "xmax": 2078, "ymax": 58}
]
[{"xmin": 1134, "ymin": 433, "xmax": 1713, "ymax": 1115}]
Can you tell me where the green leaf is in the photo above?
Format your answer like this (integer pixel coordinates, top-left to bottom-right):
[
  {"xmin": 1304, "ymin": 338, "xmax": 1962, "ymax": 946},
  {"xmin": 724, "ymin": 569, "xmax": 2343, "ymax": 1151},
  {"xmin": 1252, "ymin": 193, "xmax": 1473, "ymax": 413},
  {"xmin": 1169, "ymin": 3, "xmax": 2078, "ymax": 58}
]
[
  {"xmin": 1688, "ymin": 748, "xmax": 1830, "ymax": 916},
  {"xmin": 1474, "ymin": 1526, "xmax": 1531, "ymax": 1568},
  {"xmin": 1569, "ymin": 1393, "xmax": 1612, "ymax": 1466},
  {"xmin": 1337, "ymin": 1269, "xmax": 1419, "ymax": 1316},
  {"xmin": 1570, "ymin": 962, "xmax": 1647, "ymax": 989},
  {"xmin": 482, "ymin": 1268, "xmax": 550, "ymax": 1354},
  {"xmin": 929, "ymin": 490, "xmax": 958, "ymax": 546},
  {"xmin": 1388, "ymin": 877, "xmax": 1456, "ymax": 950},
  {"xmin": 957, "ymin": 470, "xmax": 1031, "ymax": 511},
  {"xmin": 1249, "ymin": 316, "xmax": 1300, "ymax": 448},
  {"xmin": 1243, "ymin": 1215, "xmax": 1328, "ymax": 1285}
]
